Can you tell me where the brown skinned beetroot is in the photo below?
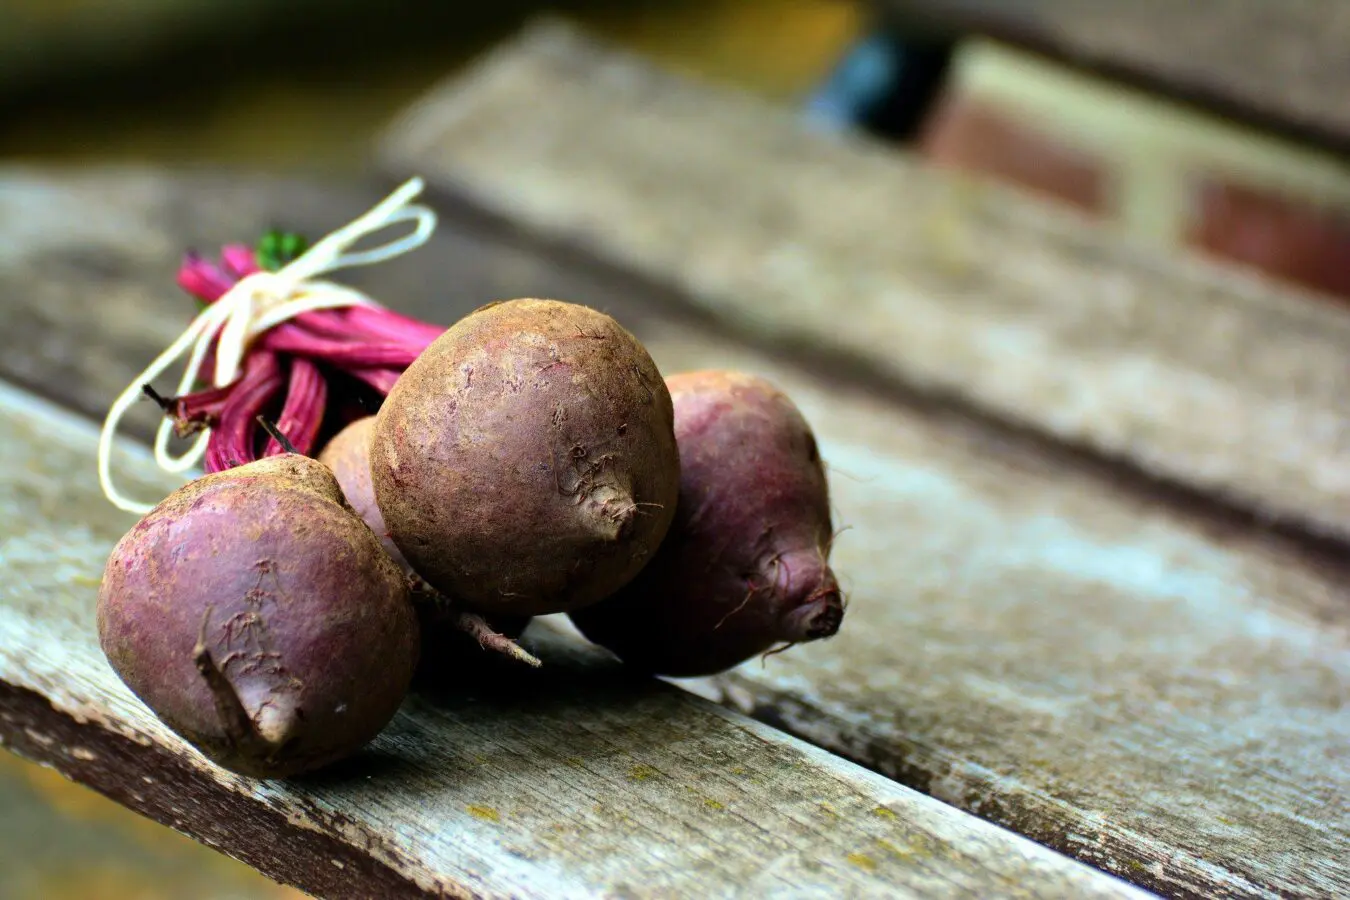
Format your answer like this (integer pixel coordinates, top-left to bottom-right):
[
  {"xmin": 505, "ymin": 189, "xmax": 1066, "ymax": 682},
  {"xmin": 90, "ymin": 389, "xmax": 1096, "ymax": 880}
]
[
  {"xmin": 371, "ymin": 299, "xmax": 680, "ymax": 617},
  {"xmin": 97, "ymin": 454, "xmax": 419, "ymax": 778},
  {"xmin": 319, "ymin": 416, "xmax": 536, "ymax": 670},
  {"xmin": 570, "ymin": 371, "xmax": 844, "ymax": 677}
]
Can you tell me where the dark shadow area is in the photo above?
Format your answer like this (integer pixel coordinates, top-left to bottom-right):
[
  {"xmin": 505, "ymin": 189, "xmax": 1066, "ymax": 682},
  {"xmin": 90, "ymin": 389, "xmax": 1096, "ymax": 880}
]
[
  {"xmin": 411, "ymin": 620, "xmax": 645, "ymax": 710},
  {"xmin": 0, "ymin": 0, "xmax": 680, "ymax": 165},
  {"xmin": 0, "ymin": 1, "xmax": 637, "ymax": 113},
  {"xmin": 804, "ymin": 21, "xmax": 953, "ymax": 142},
  {"xmin": 286, "ymin": 744, "xmax": 419, "ymax": 786}
]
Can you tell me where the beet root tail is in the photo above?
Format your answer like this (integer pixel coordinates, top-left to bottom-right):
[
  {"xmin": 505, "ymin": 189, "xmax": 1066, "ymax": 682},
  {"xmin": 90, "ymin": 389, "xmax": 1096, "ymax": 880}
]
[
  {"xmin": 452, "ymin": 611, "xmax": 543, "ymax": 668},
  {"xmin": 780, "ymin": 580, "xmax": 845, "ymax": 644}
]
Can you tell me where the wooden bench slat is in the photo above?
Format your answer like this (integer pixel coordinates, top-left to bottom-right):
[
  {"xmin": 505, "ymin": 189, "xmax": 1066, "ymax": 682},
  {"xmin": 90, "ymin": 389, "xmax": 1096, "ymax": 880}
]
[
  {"xmin": 0, "ymin": 382, "xmax": 1152, "ymax": 899},
  {"xmin": 3, "ymin": 167, "xmax": 1347, "ymax": 898},
  {"xmin": 640, "ymin": 324, "xmax": 1350, "ymax": 900},
  {"xmin": 378, "ymin": 20, "xmax": 1350, "ymax": 545},
  {"xmin": 0, "ymin": 170, "xmax": 1149, "ymax": 900},
  {"xmin": 876, "ymin": 0, "xmax": 1350, "ymax": 153}
]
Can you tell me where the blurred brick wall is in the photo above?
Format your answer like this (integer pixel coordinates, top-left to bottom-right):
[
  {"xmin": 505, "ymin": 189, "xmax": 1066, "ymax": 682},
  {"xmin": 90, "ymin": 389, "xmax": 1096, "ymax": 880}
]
[{"xmin": 917, "ymin": 40, "xmax": 1350, "ymax": 302}]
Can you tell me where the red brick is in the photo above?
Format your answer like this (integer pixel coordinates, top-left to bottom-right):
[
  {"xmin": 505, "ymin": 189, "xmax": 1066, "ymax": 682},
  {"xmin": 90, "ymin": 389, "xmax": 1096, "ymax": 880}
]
[
  {"xmin": 917, "ymin": 92, "xmax": 1108, "ymax": 214},
  {"xmin": 1186, "ymin": 179, "xmax": 1350, "ymax": 300}
]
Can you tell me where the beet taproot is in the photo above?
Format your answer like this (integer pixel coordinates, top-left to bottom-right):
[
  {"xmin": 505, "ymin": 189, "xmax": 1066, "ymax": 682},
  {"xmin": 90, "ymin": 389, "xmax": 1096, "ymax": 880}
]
[
  {"xmin": 570, "ymin": 370, "xmax": 844, "ymax": 677},
  {"xmin": 319, "ymin": 416, "xmax": 538, "ymax": 669},
  {"xmin": 370, "ymin": 299, "xmax": 680, "ymax": 617},
  {"xmin": 97, "ymin": 454, "xmax": 419, "ymax": 778}
]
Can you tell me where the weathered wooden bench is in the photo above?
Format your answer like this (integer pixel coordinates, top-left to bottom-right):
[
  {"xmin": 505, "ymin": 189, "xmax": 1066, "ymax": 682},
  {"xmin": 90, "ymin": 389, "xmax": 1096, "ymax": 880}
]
[{"xmin": 3, "ymin": 16, "xmax": 1348, "ymax": 900}]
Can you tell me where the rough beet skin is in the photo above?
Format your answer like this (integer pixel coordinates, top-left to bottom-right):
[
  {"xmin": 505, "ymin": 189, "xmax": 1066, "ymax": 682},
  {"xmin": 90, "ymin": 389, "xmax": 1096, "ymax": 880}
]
[
  {"xmin": 319, "ymin": 416, "xmax": 535, "ymax": 670},
  {"xmin": 318, "ymin": 415, "xmax": 409, "ymax": 570},
  {"xmin": 570, "ymin": 370, "xmax": 844, "ymax": 676},
  {"xmin": 97, "ymin": 454, "xmax": 419, "ymax": 778},
  {"xmin": 370, "ymin": 299, "xmax": 680, "ymax": 617}
]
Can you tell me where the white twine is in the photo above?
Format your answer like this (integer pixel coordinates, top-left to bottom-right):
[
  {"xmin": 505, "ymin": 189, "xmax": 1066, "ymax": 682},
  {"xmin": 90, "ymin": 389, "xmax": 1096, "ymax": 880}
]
[{"xmin": 97, "ymin": 176, "xmax": 438, "ymax": 514}]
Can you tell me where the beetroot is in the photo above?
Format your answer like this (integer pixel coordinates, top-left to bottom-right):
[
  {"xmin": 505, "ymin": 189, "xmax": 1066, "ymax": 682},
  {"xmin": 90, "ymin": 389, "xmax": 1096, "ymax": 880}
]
[
  {"xmin": 570, "ymin": 370, "xmax": 844, "ymax": 677},
  {"xmin": 318, "ymin": 416, "xmax": 409, "ymax": 570},
  {"xmin": 97, "ymin": 454, "xmax": 419, "ymax": 778},
  {"xmin": 370, "ymin": 299, "xmax": 680, "ymax": 617},
  {"xmin": 319, "ymin": 416, "xmax": 537, "ymax": 669}
]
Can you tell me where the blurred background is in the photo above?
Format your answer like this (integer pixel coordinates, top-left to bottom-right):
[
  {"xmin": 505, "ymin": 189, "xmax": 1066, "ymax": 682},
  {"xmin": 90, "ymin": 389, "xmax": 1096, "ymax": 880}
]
[
  {"xmin": 5, "ymin": 0, "xmax": 1349, "ymax": 303},
  {"xmin": 0, "ymin": 0, "xmax": 861, "ymax": 172},
  {"xmin": 2, "ymin": 0, "xmax": 1348, "ymax": 896}
]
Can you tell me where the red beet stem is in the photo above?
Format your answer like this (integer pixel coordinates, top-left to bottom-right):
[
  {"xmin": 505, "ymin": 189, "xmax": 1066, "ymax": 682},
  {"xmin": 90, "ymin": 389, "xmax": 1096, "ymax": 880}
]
[
  {"xmin": 163, "ymin": 381, "xmax": 236, "ymax": 437},
  {"xmin": 219, "ymin": 243, "xmax": 261, "ymax": 278},
  {"xmin": 289, "ymin": 307, "xmax": 441, "ymax": 350},
  {"xmin": 263, "ymin": 358, "xmax": 327, "ymax": 457},
  {"xmin": 340, "ymin": 305, "xmax": 444, "ymax": 345},
  {"xmin": 177, "ymin": 254, "xmax": 236, "ymax": 303},
  {"xmin": 260, "ymin": 326, "xmax": 423, "ymax": 369},
  {"xmin": 165, "ymin": 243, "xmax": 446, "ymax": 471},
  {"xmin": 348, "ymin": 367, "xmax": 403, "ymax": 395},
  {"xmin": 205, "ymin": 352, "xmax": 284, "ymax": 472}
]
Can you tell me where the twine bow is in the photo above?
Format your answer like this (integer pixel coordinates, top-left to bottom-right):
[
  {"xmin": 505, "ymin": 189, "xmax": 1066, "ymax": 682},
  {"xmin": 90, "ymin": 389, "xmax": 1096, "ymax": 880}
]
[{"xmin": 97, "ymin": 177, "xmax": 437, "ymax": 514}]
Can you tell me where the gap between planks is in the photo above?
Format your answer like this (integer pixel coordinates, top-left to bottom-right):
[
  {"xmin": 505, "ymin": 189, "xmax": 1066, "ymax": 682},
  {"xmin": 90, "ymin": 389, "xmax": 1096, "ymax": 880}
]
[{"xmin": 378, "ymin": 17, "xmax": 1350, "ymax": 550}]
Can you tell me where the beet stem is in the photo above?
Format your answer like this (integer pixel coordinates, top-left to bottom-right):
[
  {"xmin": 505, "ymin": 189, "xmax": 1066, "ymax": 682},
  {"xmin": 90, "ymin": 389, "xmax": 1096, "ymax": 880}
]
[
  {"xmin": 141, "ymin": 383, "xmax": 173, "ymax": 411},
  {"xmin": 261, "ymin": 357, "xmax": 326, "ymax": 457},
  {"xmin": 205, "ymin": 352, "xmax": 284, "ymax": 472},
  {"xmin": 255, "ymin": 415, "xmax": 300, "ymax": 455}
]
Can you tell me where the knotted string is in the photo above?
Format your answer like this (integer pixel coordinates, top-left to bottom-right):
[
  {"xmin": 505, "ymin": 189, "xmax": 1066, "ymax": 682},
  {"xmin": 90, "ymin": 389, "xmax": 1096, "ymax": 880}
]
[{"xmin": 98, "ymin": 177, "xmax": 437, "ymax": 514}]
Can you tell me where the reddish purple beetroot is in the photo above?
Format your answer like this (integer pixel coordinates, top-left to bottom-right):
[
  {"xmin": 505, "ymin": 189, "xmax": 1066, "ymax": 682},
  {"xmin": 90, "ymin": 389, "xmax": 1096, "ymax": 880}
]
[
  {"xmin": 370, "ymin": 299, "xmax": 680, "ymax": 618},
  {"xmin": 319, "ymin": 416, "xmax": 537, "ymax": 670},
  {"xmin": 97, "ymin": 454, "xmax": 419, "ymax": 778},
  {"xmin": 318, "ymin": 416, "xmax": 409, "ymax": 570},
  {"xmin": 570, "ymin": 371, "xmax": 844, "ymax": 676}
]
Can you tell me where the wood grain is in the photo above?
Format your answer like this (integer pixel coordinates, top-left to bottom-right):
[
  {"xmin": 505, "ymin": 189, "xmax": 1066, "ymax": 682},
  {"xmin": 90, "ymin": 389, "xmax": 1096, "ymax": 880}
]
[
  {"xmin": 0, "ymin": 381, "xmax": 1148, "ymax": 900},
  {"xmin": 877, "ymin": 0, "xmax": 1350, "ymax": 153},
  {"xmin": 377, "ymin": 19, "xmax": 1350, "ymax": 545},
  {"xmin": 2, "ymin": 166, "xmax": 1347, "ymax": 898},
  {"xmin": 641, "ymin": 325, "xmax": 1350, "ymax": 899}
]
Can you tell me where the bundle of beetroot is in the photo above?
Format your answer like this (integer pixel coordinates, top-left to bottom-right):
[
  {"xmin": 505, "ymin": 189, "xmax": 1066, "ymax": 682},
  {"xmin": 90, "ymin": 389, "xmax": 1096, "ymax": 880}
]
[{"xmin": 95, "ymin": 180, "xmax": 846, "ymax": 779}]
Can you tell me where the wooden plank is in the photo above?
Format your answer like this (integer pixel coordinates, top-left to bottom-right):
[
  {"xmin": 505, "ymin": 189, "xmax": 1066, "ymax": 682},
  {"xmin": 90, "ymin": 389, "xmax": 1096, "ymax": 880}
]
[
  {"xmin": 876, "ymin": 0, "xmax": 1350, "ymax": 154},
  {"xmin": 0, "ymin": 388, "xmax": 1151, "ymax": 900},
  {"xmin": 2, "ymin": 168, "xmax": 1348, "ymax": 898},
  {"xmin": 651, "ymin": 329, "xmax": 1350, "ymax": 899},
  {"xmin": 0, "ymin": 748, "xmax": 304, "ymax": 900},
  {"xmin": 0, "ymin": 165, "xmax": 674, "ymax": 448},
  {"xmin": 377, "ymin": 19, "xmax": 1350, "ymax": 545}
]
